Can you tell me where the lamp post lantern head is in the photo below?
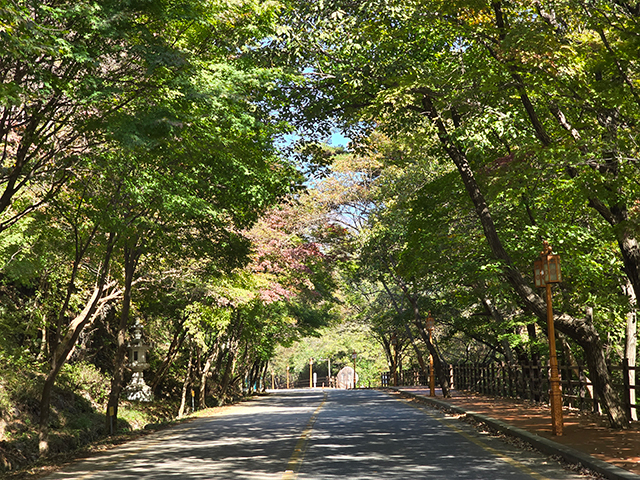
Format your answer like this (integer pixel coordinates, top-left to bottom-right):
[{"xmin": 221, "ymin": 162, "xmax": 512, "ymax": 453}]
[
  {"xmin": 534, "ymin": 241, "xmax": 562, "ymax": 287},
  {"xmin": 545, "ymin": 253, "xmax": 562, "ymax": 283},
  {"xmin": 425, "ymin": 312, "xmax": 435, "ymax": 332},
  {"xmin": 534, "ymin": 258, "xmax": 546, "ymax": 288}
]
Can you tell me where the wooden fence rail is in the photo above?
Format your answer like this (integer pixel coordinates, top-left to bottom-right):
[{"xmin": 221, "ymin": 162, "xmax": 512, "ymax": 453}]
[{"xmin": 381, "ymin": 361, "xmax": 638, "ymax": 420}]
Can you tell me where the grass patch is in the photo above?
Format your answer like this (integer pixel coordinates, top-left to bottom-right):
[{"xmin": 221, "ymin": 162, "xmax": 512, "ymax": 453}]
[{"xmin": 0, "ymin": 357, "xmax": 182, "ymax": 476}]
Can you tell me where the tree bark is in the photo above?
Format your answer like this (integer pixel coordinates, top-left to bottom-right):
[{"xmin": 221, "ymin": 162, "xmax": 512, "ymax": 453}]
[
  {"xmin": 178, "ymin": 342, "xmax": 194, "ymax": 418},
  {"xmin": 421, "ymin": 94, "xmax": 629, "ymax": 428},
  {"xmin": 199, "ymin": 351, "xmax": 215, "ymax": 409},
  {"xmin": 378, "ymin": 331, "xmax": 399, "ymax": 386},
  {"xmin": 218, "ymin": 313, "xmax": 244, "ymax": 403},
  {"xmin": 150, "ymin": 318, "xmax": 187, "ymax": 394},
  {"xmin": 105, "ymin": 241, "xmax": 141, "ymax": 433},
  {"xmin": 397, "ymin": 281, "xmax": 450, "ymax": 396},
  {"xmin": 414, "ymin": 322, "xmax": 451, "ymax": 397},
  {"xmin": 379, "ymin": 279, "xmax": 430, "ymax": 386},
  {"xmin": 624, "ymin": 281, "xmax": 638, "ymax": 420},
  {"xmin": 261, "ymin": 361, "xmax": 269, "ymax": 393},
  {"xmin": 38, "ymin": 233, "xmax": 117, "ymax": 455}
]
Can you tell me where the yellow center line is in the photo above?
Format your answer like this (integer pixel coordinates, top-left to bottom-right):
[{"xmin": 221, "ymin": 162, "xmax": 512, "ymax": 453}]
[
  {"xmin": 400, "ymin": 397, "xmax": 551, "ymax": 480},
  {"xmin": 282, "ymin": 391, "xmax": 327, "ymax": 480}
]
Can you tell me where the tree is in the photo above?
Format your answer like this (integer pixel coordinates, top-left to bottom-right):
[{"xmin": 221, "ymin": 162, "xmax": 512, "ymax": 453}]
[
  {"xmin": 8, "ymin": 0, "xmax": 299, "ymax": 453},
  {"xmin": 272, "ymin": 0, "xmax": 637, "ymax": 427},
  {"xmin": 1, "ymin": 0, "xmax": 193, "ymax": 229}
]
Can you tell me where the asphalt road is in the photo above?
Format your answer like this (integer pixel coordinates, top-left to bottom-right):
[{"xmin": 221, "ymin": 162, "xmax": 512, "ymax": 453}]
[{"xmin": 44, "ymin": 389, "xmax": 590, "ymax": 480}]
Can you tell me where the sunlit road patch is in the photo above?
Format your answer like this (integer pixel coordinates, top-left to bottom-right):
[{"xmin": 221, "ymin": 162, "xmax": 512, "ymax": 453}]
[{"xmin": 44, "ymin": 389, "xmax": 591, "ymax": 479}]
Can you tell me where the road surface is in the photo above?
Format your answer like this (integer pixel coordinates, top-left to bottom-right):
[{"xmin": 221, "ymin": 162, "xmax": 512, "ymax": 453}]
[{"xmin": 44, "ymin": 389, "xmax": 589, "ymax": 479}]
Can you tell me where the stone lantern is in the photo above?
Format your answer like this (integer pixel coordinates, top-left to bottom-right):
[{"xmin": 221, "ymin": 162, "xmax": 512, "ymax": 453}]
[{"xmin": 124, "ymin": 319, "xmax": 153, "ymax": 402}]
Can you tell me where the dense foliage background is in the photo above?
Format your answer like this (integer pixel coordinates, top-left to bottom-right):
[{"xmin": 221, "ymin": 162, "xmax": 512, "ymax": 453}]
[{"xmin": 1, "ymin": 0, "xmax": 639, "ymax": 472}]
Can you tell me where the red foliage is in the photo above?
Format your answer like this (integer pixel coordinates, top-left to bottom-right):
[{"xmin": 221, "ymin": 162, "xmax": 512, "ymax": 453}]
[{"xmin": 244, "ymin": 203, "xmax": 327, "ymax": 304}]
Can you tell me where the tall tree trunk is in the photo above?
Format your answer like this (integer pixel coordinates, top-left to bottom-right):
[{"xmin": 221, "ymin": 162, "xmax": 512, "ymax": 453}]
[
  {"xmin": 52, "ymin": 223, "xmax": 100, "ymax": 352},
  {"xmin": 39, "ymin": 233, "xmax": 117, "ymax": 455},
  {"xmin": 150, "ymin": 318, "xmax": 187, "ymax": 394},
  {"xmin": 395, "ymin": 278, "xmax": 451, "ymax": 397},
  {"xmin": 261, "ymin": 361, "xmax": 269, "ymax": 393},
  {"xmin": 178, "ymin": 342, "xmax": 194, "ymax": 418},
  {"xmin": 421, "ymin": 94, "xmax": 629, "ymax": 428},
  {"xmin": 378, "ymin": 331, "xmax": 397, "ymax": 385},
  {"xmin": 199, "ymin": 353, "xmax": 214, "ymax": 409},
  {"xmin": 392, "ymin": 338, "xmax": 401, "ymax": 386},
  {"xmin": 218, "ymin": 347, "xmax": 237, "ymax": 402},
  {"xmin": 492, "ymin": 3, "xmax": 638, "ymax": 424},
  {"xmin": 219, "ymin": 314, "xmax": 244, "ymax": 403},
  {"xmin": 624, "ymin": 281, "xmax": 638, "ymax": 420},
  {"xmin": 249, "ymin": 360, "xmax": 260, "ymax": 392},
  {"xmin": 39, "ymin": 285, "xmax": 112, "ymax": 453},
  {"xmin": 414, "ymin": 322, "xmax": 451, "ymax": 397},
  {"xmin": 379, "ymin": 279, "xmax": 430, "ymax": 385},
  {"xmin": 480, "ymin": 296, "xmax": 515, "ymax": 363},
  {"xmin": 105, "ymin": 241, "xmax": 141, "ymax": 433}
]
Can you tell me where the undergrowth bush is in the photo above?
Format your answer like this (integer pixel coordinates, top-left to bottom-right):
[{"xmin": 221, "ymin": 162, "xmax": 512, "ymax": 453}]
[
  {"xmin": 0, "ymin": 353, "xmax": 44, "ymax": 426},
  {"xmin": 0, "ymin": 358, "xmax": 181, "ymax": 474},
  {"xmin": 58, "ymin": 361, "xmax": 111, "ymax": 408}
]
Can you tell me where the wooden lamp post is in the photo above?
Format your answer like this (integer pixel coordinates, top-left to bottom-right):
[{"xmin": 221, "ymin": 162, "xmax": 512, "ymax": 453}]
[{"xmin": 534, "ymin": 241, "xmax": 564, "ymax": 436}]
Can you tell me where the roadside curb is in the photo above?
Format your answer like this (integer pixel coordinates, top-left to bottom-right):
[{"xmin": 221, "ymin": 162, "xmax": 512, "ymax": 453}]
[{"xmin": 391, "ymin": 388, "xmax": 640, "ymax": 480}]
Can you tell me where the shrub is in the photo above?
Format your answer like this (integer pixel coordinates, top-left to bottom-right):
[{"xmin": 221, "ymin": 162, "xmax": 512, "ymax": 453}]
[{"xmin": 58, "ymin": 362, "xmax": 111, "ymax": 407}]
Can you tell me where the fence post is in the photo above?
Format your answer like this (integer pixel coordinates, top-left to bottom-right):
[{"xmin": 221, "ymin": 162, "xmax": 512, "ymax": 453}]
[
  {"xmin": 517, "ymin": 363, "xmax": 523, "ymax": 399},
  {"xmin": 472, "ymin": 364, "xmax": 476, "ymax": 393},
  {"xmin": 577, "ymin": 364, "xmax": 585, "ymax": 410},
  {"xmin": 470, "ymin": 364, "xmax": 474, "ymax": 392},
  {"xmin": 489, "ymin": 362, "xmax": 498, "ymax": 397},
  {"xmin": 465, "ymin": 364, "xmax": 469, "ymax": 390},
  {"xmin": 450, "ymin": 364, "xmax": 454, "ymax": 390},
  {"xmin": 623, "ymin": 358, "xmax": 632, "ymax": 421},
  {"xmin": 483, "ymin": 365, "xmax": 488, "ymax": 395},
  {"xmin": 544, "ymin": 360, "xmax": 550, "ymax": 404},
  {"xmin": 563, "ymin": 364, "xmax": 572, "ymax": 409},
  {"xmin": 509, "ymin": 363, "xmax": 515, "ymax": 398}
]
